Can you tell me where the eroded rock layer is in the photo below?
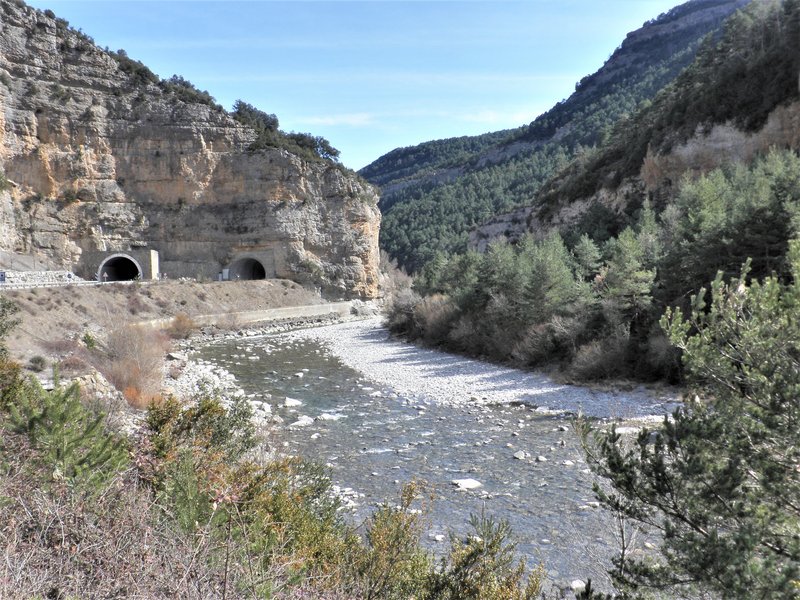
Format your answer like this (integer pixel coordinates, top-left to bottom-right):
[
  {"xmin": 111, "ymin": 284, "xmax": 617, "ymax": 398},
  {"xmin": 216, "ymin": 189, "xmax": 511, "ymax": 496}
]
[{"xmin": 0, "ymin": 0, "xmax": 380, "ymax": 298}]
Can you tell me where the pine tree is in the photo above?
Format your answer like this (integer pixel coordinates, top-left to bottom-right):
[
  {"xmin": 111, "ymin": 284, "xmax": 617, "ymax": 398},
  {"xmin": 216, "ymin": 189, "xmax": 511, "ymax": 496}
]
[
  {"xmin": 8, "ymin": 381, "xmax": 129, "ymax": 490},
  {"xmin": 583, "ymin": 241, "xmax": 800, "ymax": 599}
]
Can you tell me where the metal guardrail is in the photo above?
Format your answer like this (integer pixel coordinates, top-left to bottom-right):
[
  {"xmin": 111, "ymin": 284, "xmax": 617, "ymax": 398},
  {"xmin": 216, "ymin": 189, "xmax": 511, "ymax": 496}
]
[{"xmin": 0, "ymin": 279, "xmax": 148, "ymax": 291}]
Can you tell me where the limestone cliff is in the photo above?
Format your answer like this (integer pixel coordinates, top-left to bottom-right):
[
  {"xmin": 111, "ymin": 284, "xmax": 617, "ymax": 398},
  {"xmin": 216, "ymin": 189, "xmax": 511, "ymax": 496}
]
[{"xmin": 0, "ymin": 0, "xmax": 380, "ymax": 298}]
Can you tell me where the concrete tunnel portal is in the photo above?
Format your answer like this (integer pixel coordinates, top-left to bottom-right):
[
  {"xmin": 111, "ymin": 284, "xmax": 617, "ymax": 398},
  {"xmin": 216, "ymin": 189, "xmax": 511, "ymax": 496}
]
[
  {"xmin": 228, "ymin": 257, "xmax": 267, "ymax": 280},
  {"xmin": 98, "ymin": 254, "xmax": 142, "ymax": 282}
]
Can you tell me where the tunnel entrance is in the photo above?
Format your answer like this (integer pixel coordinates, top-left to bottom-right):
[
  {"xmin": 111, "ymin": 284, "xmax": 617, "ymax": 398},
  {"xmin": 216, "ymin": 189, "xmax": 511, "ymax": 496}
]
[
  {"xmin": 98, "ymin": 255, "xmax": 142, "ymax": 282},
  {"xmin": 228, "ymin": 257, "xmax": 267, "ymax": 280}
]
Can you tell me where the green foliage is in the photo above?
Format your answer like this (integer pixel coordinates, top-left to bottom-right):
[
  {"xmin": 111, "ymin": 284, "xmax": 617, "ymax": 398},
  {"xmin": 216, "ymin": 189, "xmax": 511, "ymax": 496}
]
[
  {"xmin": 109, "ymin": 48, "xmax": 159, "ymax": 86},
  {"xmin": 4, "ymin": 380, "xmax": 129, "ymax": 491},
  {"xmin": 427, "ymin": 512, "xmax": 544, "ymax": 600},
  {"xmin": 0, "ymin": 297, "xmax": 20, "ymax": 359},
  {"xmin": 660, "ymin": 149, "xmax": 800, "ymax": 303},
  {"xmin": 582, "ymin": 243, "xmax": 800, "ymax": 598},
  {"xmin": 232, "ymin": 99, "xmax": 340, "ymax": 162},
  {"xmin": 27, "ymin": 355, "xmax": 46, "ymax": 372},
  {"xmin": 159, "ymin": 74, "xmax": 222, "ymax": 110},
  {"xmin": 81, "ymin": 332, "xmax": 96, "ymax": 349},
  {"xmin": 366, "ymin": 0, "xmax": 742, "ymax": 272},
  {"xmin": 350, "ymin": 482, "xmax": 431, "ymax": 600},
  {"xmin": 393, "ymin": 149, "xmax": 800, "ymax": 382}
]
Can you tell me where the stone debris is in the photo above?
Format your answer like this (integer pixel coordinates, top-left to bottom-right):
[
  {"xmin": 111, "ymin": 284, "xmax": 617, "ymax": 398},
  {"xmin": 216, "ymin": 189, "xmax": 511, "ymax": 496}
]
[{"xmin": 452, "ymin": 478, "xmax": 483, "ymax": 490}]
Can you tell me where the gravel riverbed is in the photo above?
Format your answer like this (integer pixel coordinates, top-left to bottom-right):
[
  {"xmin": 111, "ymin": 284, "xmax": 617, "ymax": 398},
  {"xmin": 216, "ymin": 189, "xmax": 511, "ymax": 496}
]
[
  {"xmin": 281, "ymin": 317, "xmax": 679, "ymax": 418},
  {"xmin": 179, "ymin": 316, "xmax": 679, "ymax": 592}
]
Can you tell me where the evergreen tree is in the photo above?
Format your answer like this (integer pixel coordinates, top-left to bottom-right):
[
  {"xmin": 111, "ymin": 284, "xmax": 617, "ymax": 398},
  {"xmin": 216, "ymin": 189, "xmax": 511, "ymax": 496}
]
[{"xmin": 583, "ymin": 242, "xmax": 800, "ymax": 599}]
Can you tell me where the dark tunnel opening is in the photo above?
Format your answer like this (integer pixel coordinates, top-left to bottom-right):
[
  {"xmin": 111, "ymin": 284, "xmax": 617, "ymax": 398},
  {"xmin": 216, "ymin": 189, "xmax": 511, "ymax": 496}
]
[
  {"xmin": 228, "ymin": 258, "xmax": 267, "ymax": 280},
  {"xmin": 100, "ymin": 256, "xmax": 141, "ymax": 282}
]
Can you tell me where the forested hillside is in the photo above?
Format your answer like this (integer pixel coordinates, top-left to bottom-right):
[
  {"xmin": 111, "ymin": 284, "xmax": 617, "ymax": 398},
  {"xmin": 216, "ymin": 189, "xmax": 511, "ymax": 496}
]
[
  {"xmin": 387, "ymin": 0, "xmax": 800, "ymax": 384},
  {"xmin": 363, "ymin": 0, "xmax": 749, "ymax": 272}
]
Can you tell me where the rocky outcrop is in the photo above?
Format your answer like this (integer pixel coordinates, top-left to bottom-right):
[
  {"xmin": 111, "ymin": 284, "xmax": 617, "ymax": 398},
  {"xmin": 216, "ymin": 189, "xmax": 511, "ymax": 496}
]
[{"xmin": 0, "ymin": 0, "xmax": 380, "ymax": 298}]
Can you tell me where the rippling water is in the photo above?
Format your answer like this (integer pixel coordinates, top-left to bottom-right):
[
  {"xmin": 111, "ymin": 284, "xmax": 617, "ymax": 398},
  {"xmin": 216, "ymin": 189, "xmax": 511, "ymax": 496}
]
[{"xmin": 195, "ymin": 328, "xmax": 667, "ymax": 588}]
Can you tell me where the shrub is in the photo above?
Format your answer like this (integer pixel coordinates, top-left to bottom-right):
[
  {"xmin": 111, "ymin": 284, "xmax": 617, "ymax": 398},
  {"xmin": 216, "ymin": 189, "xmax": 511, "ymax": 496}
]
[
  {"xmin": 412, "ymin": 293, "xmax": 457, "ymax": 345},
  {"xmin": 27, "ymin": 355, "xmax": 46, "ymax": 372},
  {"xmin": 568, "ymin": 332, "xmax": 628, "ymax": 381},
  {"xmin": 427, "ymin": 512, "xmax": 544, "ymax": 600},
  {"xmin": 98, "ymin": 324, "xmax": 167, "ymax": 406},
  {"xmin": 4, "ymin": 380, "xmax": 129, "ymax": 491},
  {"xmin": 166, "ymin": 312, "xmax": 196, "ymax": 339},
  {"xmin": 82, "ymin": 331, "xmax": 96, "ymax": 349},
  {"xmin": 351, "ymin": 482, "xmax": 432, "ymax": 600}
]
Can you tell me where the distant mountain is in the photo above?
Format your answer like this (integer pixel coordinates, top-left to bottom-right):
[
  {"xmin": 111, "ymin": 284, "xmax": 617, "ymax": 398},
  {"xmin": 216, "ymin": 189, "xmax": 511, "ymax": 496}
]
[
  {"xmin": 360, "ymin": 0, "xmax": 750, "ymax": 272},
  {"xmin": 474, "ymin": 0, "xmax": 797, "ymax": 252},
  {"xmin": 386, "ymin": 0, "xmax": 800, "ymax": 384}
]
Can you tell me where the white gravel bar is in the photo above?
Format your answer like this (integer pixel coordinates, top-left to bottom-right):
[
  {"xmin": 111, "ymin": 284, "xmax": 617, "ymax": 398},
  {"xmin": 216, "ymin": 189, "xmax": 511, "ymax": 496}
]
[{"xmin": 279, "ymin": 317, "xmax": 679, "ymax": 419}]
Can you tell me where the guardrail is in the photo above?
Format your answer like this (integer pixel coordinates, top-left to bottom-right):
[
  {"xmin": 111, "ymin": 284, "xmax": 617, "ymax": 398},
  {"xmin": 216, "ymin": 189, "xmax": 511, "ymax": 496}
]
[{"xmin": 0, "ymin": 280, "xmax": 148, "ymax": 291}]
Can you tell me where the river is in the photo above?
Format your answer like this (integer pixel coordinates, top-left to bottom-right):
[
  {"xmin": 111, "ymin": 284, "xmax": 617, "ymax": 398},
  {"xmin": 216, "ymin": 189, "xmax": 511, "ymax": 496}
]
[{"xmin": 192, "ymin": 318, "xmax": 678, "ymax": 590}]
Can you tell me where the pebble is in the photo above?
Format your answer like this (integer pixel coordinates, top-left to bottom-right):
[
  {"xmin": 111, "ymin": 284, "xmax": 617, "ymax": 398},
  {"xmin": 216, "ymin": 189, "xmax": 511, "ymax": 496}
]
[
  {"xmin": 288, "ymin": 415, "xmax": 314, "ymax": 428},
  {"xmin": 452, "ymin": 478, "xmax": 483, "ymax": 490}
]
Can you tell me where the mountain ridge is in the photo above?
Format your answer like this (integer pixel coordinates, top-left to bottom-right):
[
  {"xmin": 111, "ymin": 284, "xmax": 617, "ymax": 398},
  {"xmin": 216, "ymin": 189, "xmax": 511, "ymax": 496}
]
[{"xmin": 362, "ymin": 0, "xmax": 750, "ymax": 272}]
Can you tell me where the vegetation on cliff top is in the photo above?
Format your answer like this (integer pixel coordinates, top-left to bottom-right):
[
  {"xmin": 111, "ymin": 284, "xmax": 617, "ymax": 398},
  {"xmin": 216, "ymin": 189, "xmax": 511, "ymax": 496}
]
[{"xmin": 1, "ymin": 0, "xmax": 344, "ymax": 167}]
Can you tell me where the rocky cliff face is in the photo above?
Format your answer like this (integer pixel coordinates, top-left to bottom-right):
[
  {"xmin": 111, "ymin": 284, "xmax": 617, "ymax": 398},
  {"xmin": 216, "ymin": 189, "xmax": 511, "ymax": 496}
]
[{"xmin": 0, "ymin": 0, "xmax": 380, "ymax": 298}]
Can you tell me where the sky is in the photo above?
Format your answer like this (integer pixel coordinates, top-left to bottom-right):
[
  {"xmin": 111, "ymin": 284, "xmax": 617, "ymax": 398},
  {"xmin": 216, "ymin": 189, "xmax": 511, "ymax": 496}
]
[{"xmin": 26, "ymin": 0, "xmax": 686, "ymax": 170}]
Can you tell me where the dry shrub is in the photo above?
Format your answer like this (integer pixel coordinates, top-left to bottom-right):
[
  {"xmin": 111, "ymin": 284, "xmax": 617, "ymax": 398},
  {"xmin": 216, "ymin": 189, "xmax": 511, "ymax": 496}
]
[
  {"xmin": 384, "ymin": 287, "xmax": 420, "ymax": 335},
  {"xmin": 127, "ymin": 291, "xmax": 148, "ymax": 315},
  {"xmin": 40, "ymin": 336, "xmax": 79, "ymax": 356},
  {"xmin": 412, "ymin": 294, "xmax": 457, "ymax": 344},
  {"xmin": 379, "ymin": 250, "xmax": 413, "ymax": 299},
  {"xmin": 511, "ymin": 323, "xmax": 556, "ymax": 365},
  {"xmin": 99, "ymin": 324, "xmax": 168, "ymax": 406},
  {"xmin": 569, "ymin": 332, "xmax": 628, "ymax": 381},
  {"xmin": 166, "ymin": 312, "xmax": 196, "ymax": 339}
]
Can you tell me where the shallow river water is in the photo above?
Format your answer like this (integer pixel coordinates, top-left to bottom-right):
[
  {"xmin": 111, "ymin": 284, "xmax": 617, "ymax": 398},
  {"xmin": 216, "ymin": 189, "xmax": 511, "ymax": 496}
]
[{"xmin": 194, "ymin": 320, "xmax": 677, "ymax": 589}]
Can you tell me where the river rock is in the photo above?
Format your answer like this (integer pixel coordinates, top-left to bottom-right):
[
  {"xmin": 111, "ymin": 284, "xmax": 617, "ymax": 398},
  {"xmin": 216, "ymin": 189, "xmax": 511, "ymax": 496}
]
[
  {"xmin": 570, "ymin": 579, "xmax": 586, "ymax": 593},
  {"xmin": 317, "ymin": 412, "xmax": 345, "ymax": 421},
  {"xmin": 283, "ymin": 397, "xmax": 303, "ymax": 407},
  {"xmin": 536, "ymin": 455, "xmax": 548, "ymax": 463},
  {"xmin": 289, "ymin": 415, "xmax": 314, "ymax": 428},
  {"xmin": 452, "ymin": 478, "xmax": 482, "ymax": 490},
  {"xmin": 512, "ymin": 450, "xmax": 528, "ymax": 460}
]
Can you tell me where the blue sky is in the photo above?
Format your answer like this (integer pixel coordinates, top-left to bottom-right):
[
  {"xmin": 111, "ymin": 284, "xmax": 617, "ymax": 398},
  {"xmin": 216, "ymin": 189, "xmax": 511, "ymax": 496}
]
[{"xmin": 27, "ymin": 0, "xmax": 685, "ymax": 169}]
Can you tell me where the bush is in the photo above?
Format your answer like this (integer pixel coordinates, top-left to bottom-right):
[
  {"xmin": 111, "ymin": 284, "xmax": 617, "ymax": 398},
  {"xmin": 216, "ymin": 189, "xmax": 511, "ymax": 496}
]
[
  {"xmin": 427, "ymin": 512, "xmax": 544, "ymax": 600},
  {"xmin": 166, "ymin": 312, "xmax": 196, "ymax": 339},
  {"xmin": 27, "ymin": 354, "xmax": 46, "ymax": 372},
  {"xmin": 4, "ymin": 380, "xmax": 129, "ymax": 491},
  {"xmin": 412, "ymin": 293, "xmax": 458, "ymax": 345},
  {"xmin": 350, "ymin": 482, "xmax": 432, "ymax": 600},
  {"xmin": 97, "ymin": 324, "xmax": 167, "ymax": 406}
]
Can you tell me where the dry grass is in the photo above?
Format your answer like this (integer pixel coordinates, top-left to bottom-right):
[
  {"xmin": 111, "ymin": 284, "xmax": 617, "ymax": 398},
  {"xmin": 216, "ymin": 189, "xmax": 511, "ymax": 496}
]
[
  {"xmin": 166, "ymin": 312, "xmax": 197, "ymax": 340},
  {"xmin": 97, "ymin": 324, "xmax": 168, "ymax": 407}
]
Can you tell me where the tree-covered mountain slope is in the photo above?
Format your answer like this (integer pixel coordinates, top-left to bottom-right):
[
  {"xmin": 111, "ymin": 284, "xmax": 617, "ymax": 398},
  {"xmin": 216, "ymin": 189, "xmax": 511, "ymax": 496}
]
[
  {"xmin": 388, "ymin": 0, "xmax": 800, "ymax": 387},
  {"xmin": 474, "ymin": 0, "xmax": 798, "ymax": 251},
  {"xmin": 361, "ymin": 0, "xmax": 749, "ymax": 271}
]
